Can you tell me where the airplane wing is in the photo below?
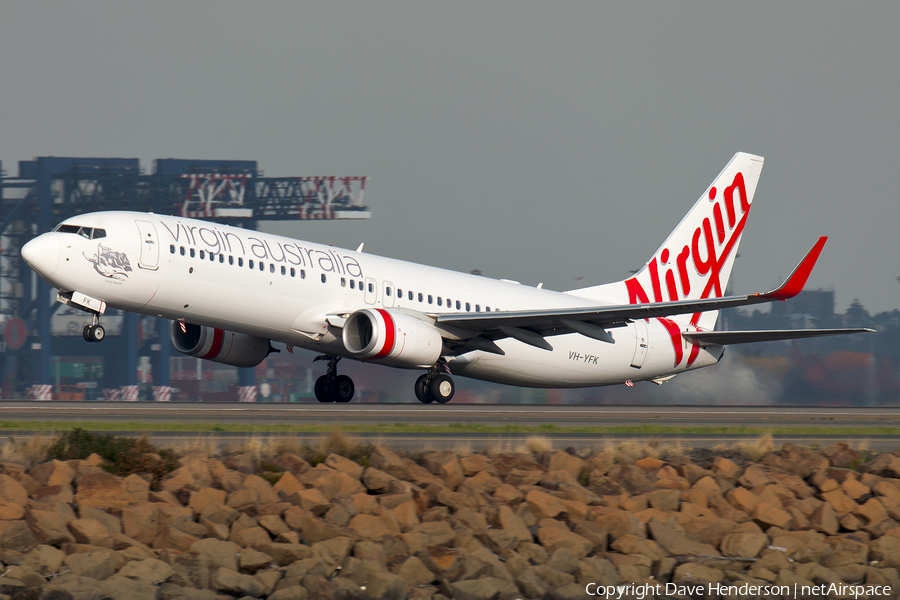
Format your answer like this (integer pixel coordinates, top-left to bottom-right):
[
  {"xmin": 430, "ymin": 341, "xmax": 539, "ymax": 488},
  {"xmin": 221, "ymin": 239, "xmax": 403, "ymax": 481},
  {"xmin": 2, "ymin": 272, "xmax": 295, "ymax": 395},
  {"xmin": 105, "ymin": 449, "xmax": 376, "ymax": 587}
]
[
  {"xmin": 433, "ymin": 237, "xmax": 874, "ymax": 351},
  {"xmin": 681, "ymin": 328, "xmax": 874, "ymax": 345}
]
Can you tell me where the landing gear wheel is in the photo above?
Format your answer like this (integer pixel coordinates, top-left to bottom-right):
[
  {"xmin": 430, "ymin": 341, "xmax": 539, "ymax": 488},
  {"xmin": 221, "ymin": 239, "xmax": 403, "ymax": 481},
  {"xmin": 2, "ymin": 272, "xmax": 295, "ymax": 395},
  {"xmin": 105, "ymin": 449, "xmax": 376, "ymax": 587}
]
[
  {"xmin": 313, "ymin": 356, "xmax": 354, "ymax": 403},
  {"xmin": 87, "ymin": 324, "xmax": 105, "ymax": 343},
  {"xmin": 415, "ymin": 374, "xmax": 434, "ymax": 404},
  {"xmin": 314, "ymin": 376, "xmax": 332, "ymax": 403},
  {"xmin": 328, "ymin": 375, "xmax": 355, "ymax": 403},
  {"xmin": 83, "ymin": 325, "xmax": 93, "ymax": 342},
  {"xmin": 429, "ymin": 374, "xmax": 455, "ymax": 404}
]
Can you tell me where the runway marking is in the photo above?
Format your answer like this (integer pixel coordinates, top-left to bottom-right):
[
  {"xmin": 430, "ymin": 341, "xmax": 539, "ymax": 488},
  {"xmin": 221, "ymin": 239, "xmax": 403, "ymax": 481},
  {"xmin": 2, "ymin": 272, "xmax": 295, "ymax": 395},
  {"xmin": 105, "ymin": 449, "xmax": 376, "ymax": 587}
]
[{"xmin": 3, "ymin": 405, "xmax": 900, "ymax": 417}]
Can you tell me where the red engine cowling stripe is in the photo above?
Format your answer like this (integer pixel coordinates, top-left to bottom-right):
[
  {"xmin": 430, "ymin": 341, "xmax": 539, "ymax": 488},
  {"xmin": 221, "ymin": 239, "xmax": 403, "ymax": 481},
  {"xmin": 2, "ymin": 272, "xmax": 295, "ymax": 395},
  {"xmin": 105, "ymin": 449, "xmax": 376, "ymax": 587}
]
[
  {"xmin": 201, "ymin": 328, "xmax": 224, "ymax": 360},
  {"xmin": 373, "ymin": 309, "xmax": 395, "ymax": 359}
]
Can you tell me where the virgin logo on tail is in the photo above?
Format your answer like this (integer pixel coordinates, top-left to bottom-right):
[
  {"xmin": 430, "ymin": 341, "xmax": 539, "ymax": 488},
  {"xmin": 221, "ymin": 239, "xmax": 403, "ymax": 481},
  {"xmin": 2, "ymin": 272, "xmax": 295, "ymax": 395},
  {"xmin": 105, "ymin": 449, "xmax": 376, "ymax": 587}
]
[
  {"xmin": 625, "ymin": 171, "xmax": 750, "ymax": 307},
  {"xmin": 625, "ymin": 171, "xmax": 751, "ymax": 367}
]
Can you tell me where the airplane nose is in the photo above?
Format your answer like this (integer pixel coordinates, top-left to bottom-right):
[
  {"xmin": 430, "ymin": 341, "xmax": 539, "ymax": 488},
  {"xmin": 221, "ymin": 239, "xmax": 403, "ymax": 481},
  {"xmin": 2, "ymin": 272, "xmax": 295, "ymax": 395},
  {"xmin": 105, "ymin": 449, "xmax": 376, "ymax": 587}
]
[{"xmin": 21, "ymin": 234, "xmax": 60, "ymax": 278}]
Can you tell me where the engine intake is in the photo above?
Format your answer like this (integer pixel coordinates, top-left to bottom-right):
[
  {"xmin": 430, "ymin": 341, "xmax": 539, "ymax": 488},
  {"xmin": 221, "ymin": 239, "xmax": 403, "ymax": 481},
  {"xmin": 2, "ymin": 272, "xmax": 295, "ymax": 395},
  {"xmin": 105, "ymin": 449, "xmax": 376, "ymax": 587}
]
[
  {"xmin": 171, "ymin": 322, "xmax": 272, "ymax": 368},
  {"xmin": 342, "ymin": 308, "xmax": 442, "ymax": 368}
]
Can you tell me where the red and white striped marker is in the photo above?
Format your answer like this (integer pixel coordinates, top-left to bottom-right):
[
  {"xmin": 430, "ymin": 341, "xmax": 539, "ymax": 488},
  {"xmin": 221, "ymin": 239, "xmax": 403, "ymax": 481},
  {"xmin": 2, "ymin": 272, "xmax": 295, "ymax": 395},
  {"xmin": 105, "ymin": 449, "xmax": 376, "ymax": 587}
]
[{"xmin": 237, "ymin": 386, "xmax": 257, "ymax": 403}]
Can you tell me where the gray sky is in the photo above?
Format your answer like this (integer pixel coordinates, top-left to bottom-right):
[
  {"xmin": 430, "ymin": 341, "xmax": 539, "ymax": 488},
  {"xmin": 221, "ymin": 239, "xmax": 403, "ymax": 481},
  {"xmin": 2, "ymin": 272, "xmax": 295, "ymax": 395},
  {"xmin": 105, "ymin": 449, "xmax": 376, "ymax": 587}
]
[{"xmin": 3, "ymin": 2, "xmax": 898, "ymax": 313}]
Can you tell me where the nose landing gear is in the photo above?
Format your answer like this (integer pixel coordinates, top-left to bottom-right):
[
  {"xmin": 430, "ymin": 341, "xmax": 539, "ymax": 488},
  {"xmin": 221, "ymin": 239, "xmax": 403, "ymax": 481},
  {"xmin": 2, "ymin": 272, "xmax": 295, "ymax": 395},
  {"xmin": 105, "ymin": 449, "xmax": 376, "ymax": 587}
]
[
  {"xmin": 82, "ymin": 314, "xmax": 105, "ymax": 343},
  {"xmin": 313, "ymin": 355, "xmax": 355, "ymax": 403}
]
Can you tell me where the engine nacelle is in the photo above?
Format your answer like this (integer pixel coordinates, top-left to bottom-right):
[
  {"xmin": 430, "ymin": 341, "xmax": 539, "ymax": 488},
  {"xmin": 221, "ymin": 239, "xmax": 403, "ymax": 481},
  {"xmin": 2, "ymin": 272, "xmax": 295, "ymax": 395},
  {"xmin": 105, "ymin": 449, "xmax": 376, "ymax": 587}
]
[
  {"xmin": 171, "ymin": 322, "xmax": 271, "ymax": 368},
  {"xmin": 342, "ymin": 308, "xmax": 442, "ymax": 368}
]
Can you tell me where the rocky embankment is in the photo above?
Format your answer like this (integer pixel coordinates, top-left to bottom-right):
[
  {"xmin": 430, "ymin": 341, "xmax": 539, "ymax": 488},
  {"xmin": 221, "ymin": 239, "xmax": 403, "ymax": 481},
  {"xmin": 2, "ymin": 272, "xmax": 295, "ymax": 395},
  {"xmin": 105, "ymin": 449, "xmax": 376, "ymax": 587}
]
[{"xmin": 1, "ymin": 441, "xmax": 900, "ymax": 599}]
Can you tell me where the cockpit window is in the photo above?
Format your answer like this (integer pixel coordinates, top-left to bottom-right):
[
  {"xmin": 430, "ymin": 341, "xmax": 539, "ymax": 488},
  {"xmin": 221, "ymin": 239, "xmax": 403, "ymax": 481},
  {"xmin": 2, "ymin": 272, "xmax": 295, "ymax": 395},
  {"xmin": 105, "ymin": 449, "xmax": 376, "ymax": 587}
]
[{"xmin": 53, "ymin": 224, "xmax": 106, "ymax": 239}]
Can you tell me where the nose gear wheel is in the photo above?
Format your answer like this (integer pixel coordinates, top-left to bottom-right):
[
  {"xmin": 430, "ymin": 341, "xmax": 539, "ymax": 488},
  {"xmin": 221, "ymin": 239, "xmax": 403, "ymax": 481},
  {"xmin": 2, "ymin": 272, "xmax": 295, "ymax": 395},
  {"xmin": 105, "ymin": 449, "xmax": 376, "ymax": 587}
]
[{"xmin": 82, "ymin": 314, "xmax": 105, "ymax": 343}]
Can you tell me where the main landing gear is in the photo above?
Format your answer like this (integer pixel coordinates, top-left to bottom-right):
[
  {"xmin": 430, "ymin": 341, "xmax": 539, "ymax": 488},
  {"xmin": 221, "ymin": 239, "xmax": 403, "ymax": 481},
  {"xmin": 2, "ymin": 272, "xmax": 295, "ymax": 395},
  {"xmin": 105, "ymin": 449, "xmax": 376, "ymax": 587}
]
[
  {"xmin": 415, "ymin": 370, "xmax": 455, "ymax": 404},
  {"xmin": 312, "ymin": 356, "xmax": 456, "ymax": 404},
  {"xmin": 82, "ymin": 314, "xmax": 105, "ymax": 343},
  {"xmin": 313, "ymin": 355, "xmax": 355, "ymax": 403}
]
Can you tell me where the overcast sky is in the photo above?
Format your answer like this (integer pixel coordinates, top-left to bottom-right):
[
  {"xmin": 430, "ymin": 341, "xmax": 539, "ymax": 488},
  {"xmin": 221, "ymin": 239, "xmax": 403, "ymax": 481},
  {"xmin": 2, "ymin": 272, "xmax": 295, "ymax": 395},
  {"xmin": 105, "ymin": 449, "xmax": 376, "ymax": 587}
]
[{"xmin": 2, "ymin": 2, "xmax": 898, "ymax": 313}]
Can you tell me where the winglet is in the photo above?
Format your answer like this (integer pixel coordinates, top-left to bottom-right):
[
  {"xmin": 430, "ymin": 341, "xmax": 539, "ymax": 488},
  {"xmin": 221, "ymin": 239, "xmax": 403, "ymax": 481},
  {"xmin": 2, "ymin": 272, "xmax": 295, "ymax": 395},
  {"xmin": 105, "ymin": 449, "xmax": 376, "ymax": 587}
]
[{"xmin": 760, "ymin": 236, "xmax": 827, "ymax": 301}]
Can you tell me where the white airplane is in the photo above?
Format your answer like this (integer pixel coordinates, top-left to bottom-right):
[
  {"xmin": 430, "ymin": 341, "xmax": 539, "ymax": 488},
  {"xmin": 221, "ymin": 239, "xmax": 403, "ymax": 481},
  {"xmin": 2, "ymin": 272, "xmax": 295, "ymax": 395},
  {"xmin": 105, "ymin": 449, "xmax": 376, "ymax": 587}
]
[{"xmin": 21, "ymin": 153, "xmax": 872, "ymax": 403}]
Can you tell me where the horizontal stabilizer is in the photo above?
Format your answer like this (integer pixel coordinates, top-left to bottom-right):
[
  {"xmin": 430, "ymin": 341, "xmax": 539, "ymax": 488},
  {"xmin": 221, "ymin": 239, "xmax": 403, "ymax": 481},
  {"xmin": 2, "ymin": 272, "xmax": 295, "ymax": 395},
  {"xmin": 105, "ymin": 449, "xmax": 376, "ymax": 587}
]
[{"xmin": 683, "ymin": 328, "xmax": 875, "ymax": 346}]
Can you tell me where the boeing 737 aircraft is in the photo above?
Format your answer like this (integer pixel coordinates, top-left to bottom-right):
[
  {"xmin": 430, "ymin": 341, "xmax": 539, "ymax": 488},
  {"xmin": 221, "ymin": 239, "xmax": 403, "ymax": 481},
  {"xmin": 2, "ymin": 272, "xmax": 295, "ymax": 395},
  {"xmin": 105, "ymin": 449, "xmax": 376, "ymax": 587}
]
[{"xmin": 21, "ymin": 153, "xmax": 871, "ymax": 403}]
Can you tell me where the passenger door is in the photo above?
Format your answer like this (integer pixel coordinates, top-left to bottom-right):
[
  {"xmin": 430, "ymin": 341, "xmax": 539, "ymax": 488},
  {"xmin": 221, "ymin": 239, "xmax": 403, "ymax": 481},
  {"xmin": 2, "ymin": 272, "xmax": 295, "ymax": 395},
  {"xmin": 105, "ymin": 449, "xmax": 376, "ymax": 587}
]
[
  {"xmin": 630, "ymin": 320, "xmax": 649, "ymax": 369},
  {"xmin": 135, "ymin": 220, "xmax": 159, "ymax": 270}
]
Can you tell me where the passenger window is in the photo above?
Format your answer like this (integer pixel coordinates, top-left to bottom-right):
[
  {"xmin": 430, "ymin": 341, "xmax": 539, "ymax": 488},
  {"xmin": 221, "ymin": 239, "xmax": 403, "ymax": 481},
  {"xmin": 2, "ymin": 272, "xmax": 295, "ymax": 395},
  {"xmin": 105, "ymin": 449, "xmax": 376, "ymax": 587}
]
[
  {"xmin": 92, "ymin": 229, "xmax": 106, "ymax": 239},
  {"xmin": 350, "ymin": 280, "xmax": 355, "ymax": 289},
  {"xmin": 290, "ymin": 267, "xmax": 295, "ymax": 277},
  {"xmin": 437, "ymin": 297, "xmax": 441, "ymax": 306},
  {"xmin": 341, "ymin": 278, "xmax": 346, "ymax": 287},
  {"xmin": 190, "ymin": 248, "xmax": 195, "ymax": 258},
  {"xmin": 368, "ymin": 283, "xmax": 374, "ymax": 293},
  {"xmin": 321, "ymin": 274, "xmax": 327, "ymax": 283},
  {"xmin": 466, "ymin": 302, "xmax": 471, "ymax": 311},
  {"xmin": 228, "ymin": 256, "xmax": 234, "ymax": 265},
  {"xmin": 408, "ymin": 291, "xmax": 413, "ymax": 301},
  {"xmin": 418, "ymin": 293, "xmax": 423, "ymax": 302},
  {"xmin": 476, "ymin": 305, "xmax": 481, "ymax": 312},
  {"xmin": 179, "ymin": 246, "xmax": 184, "ymax": 256},
  {"xmin": 386, "ymin": 287, "xmax": 392, "ymax": 297},
  {"xmin": 249, "ymin": 259, "xmax": 254, "ymax": 269},
  {"xmin": 281, "ymin": 265, "xmax": 286, "ymax": 275},
  {"xmin": 358, "ymin": 280, "xmax": 363, "ymax": 290},
  {"xmin": 456, "ymin": 300, "xmax": 460, "ymax": 310},
  {"xmin": 301, "ymin": 270, "xmax": 306, "ymax": 279},
  {"xmin": 486, "ymin": 306, "xmax": 490, "ymax": 312},
  {"xmin": 260, "ymin": 262, "xmax": 265, "ymax": 271},
  {"xmin": 199, "ymin": 250, "xmax": 205, "ymax": 259},
  {"xmin": 210, "ymin": 252, "xmax": 215, "ymax": 261},
  {"xmin": 238, "ymin": 257, "xmax": 244, "ymax": 267},
  {"xmin": 397, "ymin": 288, "xmax": 402, "ymax": 298},
  {"xmin": 428, "ymin": 295, "xmax": 433, "ymax": 304},
  {"xmin": 269, "ymin": 263, "xmax": 274, "ymax": 273},
  {"xmin": 219, "ymin": 254, "xmax": 224, "ymax": 263}
]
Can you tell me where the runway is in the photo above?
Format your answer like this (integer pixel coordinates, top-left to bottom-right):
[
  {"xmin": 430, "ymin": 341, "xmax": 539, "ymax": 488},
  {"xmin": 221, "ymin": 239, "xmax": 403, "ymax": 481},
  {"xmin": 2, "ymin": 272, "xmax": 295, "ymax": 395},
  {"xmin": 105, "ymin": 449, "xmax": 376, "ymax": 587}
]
[
  {"xmin": 1, "ymin": 401, "xmax": 900, "ymax": 428},
  {"xmin": 2, "ymin": 401, "xmax": 900, "ymax": 427}
]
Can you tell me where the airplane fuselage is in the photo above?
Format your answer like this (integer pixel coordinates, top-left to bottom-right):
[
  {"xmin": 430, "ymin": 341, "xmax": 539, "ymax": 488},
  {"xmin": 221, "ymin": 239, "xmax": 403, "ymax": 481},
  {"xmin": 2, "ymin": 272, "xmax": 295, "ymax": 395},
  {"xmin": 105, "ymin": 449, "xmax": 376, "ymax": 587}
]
[{"xmin": 29, "ymin": 210, "xmax": 722, "ymax": 388}]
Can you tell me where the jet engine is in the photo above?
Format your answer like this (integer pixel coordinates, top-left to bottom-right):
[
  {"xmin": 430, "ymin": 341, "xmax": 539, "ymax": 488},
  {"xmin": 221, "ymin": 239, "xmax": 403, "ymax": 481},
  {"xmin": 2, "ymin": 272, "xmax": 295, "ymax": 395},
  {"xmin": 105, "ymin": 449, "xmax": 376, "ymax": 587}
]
[
  {"xmin": 171, "ymin": 322, "xmax": 272, "ymax": 368},
  {"xmin": 342, "ymin": 308, "xmax": 442, "ymax": 368}
]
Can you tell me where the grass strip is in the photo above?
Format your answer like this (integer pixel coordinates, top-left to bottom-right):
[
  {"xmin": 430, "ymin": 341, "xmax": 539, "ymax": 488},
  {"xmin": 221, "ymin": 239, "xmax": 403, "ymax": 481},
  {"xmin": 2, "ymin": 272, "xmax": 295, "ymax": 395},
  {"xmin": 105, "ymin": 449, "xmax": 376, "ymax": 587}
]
[{"xmin": 0, "ymin": 421, "xmax": 899, "ymax": 436}]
